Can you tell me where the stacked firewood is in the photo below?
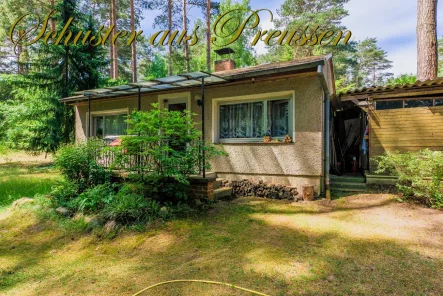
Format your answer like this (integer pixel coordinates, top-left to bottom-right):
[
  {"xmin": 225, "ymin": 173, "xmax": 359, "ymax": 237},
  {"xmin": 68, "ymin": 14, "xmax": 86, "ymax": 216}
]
[{"xmin": 222, "ymin": 179, "xmax": 299, "ymax": 200}]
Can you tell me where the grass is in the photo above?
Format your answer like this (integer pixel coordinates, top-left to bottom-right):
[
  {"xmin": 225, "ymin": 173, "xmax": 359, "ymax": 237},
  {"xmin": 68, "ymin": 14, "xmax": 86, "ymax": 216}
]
[
  {"xmin": 0, "ymin": 193, "xmax": 442, "ymax": 295},
  {"xmin": 0, "ymin": 153, "xmax": 441, "ymax": 295},
  {"xmin": 0, "ymin": 162, "xmax": 60, "ymax": 210}
]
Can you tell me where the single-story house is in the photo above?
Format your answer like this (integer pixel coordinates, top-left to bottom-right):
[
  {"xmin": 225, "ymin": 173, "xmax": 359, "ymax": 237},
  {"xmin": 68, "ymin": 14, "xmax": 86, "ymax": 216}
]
[
  {"xmin": 337, "ymin": 78, "xmax": 443, "ymax": 184},
  {"xmin": 60, "ymin": 54, "xmax": 336, "ymax": 196}
]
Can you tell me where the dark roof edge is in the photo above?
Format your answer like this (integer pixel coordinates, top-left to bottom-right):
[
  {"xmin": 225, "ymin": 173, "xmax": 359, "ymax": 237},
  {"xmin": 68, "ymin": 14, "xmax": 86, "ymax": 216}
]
[
  {"xmin": 61, "ymin": 56, "xmax": 331, "ymax": 105},
  {"xmin": 219, "ymin": 60, "xmax": 326, "ymax": 81},
  {"xmin": 339, "ymin": 77, "xmax": 443, "ymax": 100}
]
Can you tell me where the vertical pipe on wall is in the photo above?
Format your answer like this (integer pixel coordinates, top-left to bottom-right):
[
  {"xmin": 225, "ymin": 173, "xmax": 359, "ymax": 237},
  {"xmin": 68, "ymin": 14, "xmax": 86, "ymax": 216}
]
[
  {"xmin": 201, "ymin": 77, "xmax": 206, "ymax": 178},
  {"xmin": 318, "ymin": 64, "xmax": 331, "ymax": 200},
  {"xmin": 324, "ymin": 94, "xmax": 331, "ymax": 200}
]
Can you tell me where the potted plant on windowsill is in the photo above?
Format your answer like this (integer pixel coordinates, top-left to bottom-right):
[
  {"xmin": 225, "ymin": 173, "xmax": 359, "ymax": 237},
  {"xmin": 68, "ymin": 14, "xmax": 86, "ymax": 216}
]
[{"xmin": 263, "ymin": 133, "xmax": 272, "ymax": 143}]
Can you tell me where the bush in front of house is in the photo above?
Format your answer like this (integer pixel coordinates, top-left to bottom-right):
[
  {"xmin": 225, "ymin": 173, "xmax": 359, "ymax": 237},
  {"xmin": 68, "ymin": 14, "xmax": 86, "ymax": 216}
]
[
  {"xmin": 54, "ymin": 139, "xmax": 111, "ymax": 191},
  {"xmin": 102, "ymin": 185, "xmax": 161, "ymax": 224},
  {"xmin": 48, "ymin": 106, "xmax": 227, "ymax": 228},
  {"xmin": 68, "ymin": 183, "xmax": 115, "ymax": 213},
  {"xmin": 374, "ymin": 149, "xmax": 443, "ymax": 208},
  {"xmin": 114, "ymin": 105, "xmax": 227, "ymax": 203}
]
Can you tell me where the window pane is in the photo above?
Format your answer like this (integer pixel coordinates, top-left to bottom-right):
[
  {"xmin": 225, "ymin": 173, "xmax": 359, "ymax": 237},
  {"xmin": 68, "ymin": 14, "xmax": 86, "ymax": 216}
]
[
  {"xmin": 168, "ymin": 103, "xmax": 187, "ymax": 112},
  {"xmin": 375, "ymin": 101, "xmax": 403, "ymax": 110},
  {"xmin": 219, "ymin": 102, "xmax": 263, "ymax": 139},
  {"xmin": 104, "ymin": 114, "xmax": 126, "ymax": 136},
  {"xmin": 404, "ymin": 99, "xmax": 433, "ymax": 108},
  {"xmin": 268, "ymin": 100, "xmax": 289, "ymax": 137},
  {"xmin": 93, "ymin": 116, "xmax": 104, "ymax": 138},
  {"xmin": 434, "ymin": 99, "xmax": 443, "ymax": 106}
]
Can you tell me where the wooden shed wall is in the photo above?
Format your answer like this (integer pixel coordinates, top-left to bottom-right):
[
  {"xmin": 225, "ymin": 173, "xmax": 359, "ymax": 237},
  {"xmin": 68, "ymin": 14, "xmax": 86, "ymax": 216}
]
[{"xmin": 368, "ymin": 105, "xmax": 443, "ymax": 172}]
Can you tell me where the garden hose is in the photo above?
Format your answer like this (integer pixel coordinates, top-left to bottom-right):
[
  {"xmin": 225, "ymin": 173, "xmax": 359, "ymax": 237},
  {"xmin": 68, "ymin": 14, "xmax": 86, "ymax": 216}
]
[{"xmin": 131, "ymin": 279, "xmax": 270, "ymax": 296}]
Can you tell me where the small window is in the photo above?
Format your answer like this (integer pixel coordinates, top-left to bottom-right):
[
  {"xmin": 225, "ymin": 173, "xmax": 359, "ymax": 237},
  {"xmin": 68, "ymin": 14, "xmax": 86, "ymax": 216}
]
[
  {"xmin": 268, "ymin": 100, "xmax": 289, "ymax": 137},
  {"xmin": 434, "ymin": 99, "xmax": 443, "ymax": 106},
  {"xmin": 219, "ymin": 98, "xmax": 291, "ymax": 141},
  {"xmin": 93, "ymin": 113, "xmax": 127, "ymax": 138},
  {"xmin": 375, "ymin": 101, "xmax": 403, "ymax": 110},
  {"xmin": 404, "ymin": 99, "xmax": 433, "ymax": 108}
]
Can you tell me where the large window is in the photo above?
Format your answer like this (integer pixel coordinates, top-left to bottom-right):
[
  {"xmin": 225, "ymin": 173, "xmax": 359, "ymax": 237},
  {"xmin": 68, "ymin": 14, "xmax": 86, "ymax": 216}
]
[
  {"xmin": 92, "ymin": 113, "xmax": 127, "ymax": 138},
  {"xmin": 218, "ymin": 97, "xmax": 291, "ymax": 142}
]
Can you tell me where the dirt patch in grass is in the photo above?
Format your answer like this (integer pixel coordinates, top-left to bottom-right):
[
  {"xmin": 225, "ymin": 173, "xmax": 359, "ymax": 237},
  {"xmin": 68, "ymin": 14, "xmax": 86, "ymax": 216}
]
[
  {"xmin": 0, "ymin": 194, "xmax": 442, "ymax": 295},
  {"xmin": 0, "ymin": 151, "xmax": 53, "ymax": 165}
]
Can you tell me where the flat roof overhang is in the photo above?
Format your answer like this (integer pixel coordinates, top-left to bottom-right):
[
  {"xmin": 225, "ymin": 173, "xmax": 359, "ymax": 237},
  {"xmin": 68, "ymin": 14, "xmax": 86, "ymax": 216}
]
[
  {"xmin": 60, "ymin": 56, "xmax": 330, "ymax": 105},
  {"xmin": 60, "ymin": 71, "xmax": 227, "ymax": 104}
]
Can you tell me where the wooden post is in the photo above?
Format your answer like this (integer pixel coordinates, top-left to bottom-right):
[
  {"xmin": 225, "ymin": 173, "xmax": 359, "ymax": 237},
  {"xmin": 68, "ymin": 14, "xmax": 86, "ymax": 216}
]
[{"xmin": 302, "ymin": 185, "xmax": 315, "ymax": 201}]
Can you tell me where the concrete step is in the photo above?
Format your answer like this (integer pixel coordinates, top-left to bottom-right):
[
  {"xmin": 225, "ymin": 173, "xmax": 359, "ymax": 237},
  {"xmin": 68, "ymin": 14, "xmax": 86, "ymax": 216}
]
[
  {"xmin": 213, "ymin": 178, "xmax": 225, "ymax": 190},
  {"xmin": 214, "ymin": 187, "xmax": 233, "ymax": 200},
  {"xmin": 330, "ymin": 175, "xmax": 366, "ymax": 183},
  {"xmin": 331, "ymin": 188, "xmax": 367, "ymax": 193},
  {"xmin": 331, "ymin": 182, "xmax": 367, "ymax": 190}
]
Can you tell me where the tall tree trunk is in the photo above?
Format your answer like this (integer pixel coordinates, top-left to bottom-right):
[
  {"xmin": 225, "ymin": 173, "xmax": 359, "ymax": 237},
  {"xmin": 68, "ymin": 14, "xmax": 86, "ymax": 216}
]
[
  {"xmin": 111, "ymin": 0, "xmax": 118, "ymax": 79},
  {"xmin": 183, "ymin": 0, "xmax": 190, "ymax": 72},
  {"xmin": 109, "ymin": 1, "xmax": 114, "ymax": 78},
  {"xmin": 130, "ymin": 0, "xmax": 137, "ymax": 82},
  {"xmin": 206, "ymin": 0, "xmax": 211, "ymax": 71},
  {"xmin": 355, "ymin": 62, "xmax": 360, "ymax": 88},
  {"xmin": 372, "ymin": 67, "xmax": 376, "ymax": 85},
  {"xmin": 417, "ymin": 0, "xmax": 438, "ymax": 81},
  {"xmin": 17, "ymin": 43, "xmax": 22, "ymax": 74},
  {"xmin": 50, "ymin": 0, "xmax": 56, "ymax": 32},
  {"xmin": 168, "ymin": 0, "xmax": 173, "ymax": 75}
]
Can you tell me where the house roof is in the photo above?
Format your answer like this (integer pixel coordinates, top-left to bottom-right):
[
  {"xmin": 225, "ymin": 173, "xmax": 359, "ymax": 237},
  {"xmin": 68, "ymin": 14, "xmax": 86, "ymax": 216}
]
[
  {"xmin": 60, "ymin": 55, "xmax": 332, "ymax": 104},
  {"xmin": 215, "ymin": 55, "xmax": 329, "ymax": 79},
  {"xmin": 339, "ymin": 77, "xmax": 443, "ymax": 101}
]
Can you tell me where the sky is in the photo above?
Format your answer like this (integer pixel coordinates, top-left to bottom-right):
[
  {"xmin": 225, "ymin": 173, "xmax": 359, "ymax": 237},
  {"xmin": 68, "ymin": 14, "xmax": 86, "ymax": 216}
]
[{"xmin": 140, "ymin": 0, "xmax": 443, "ymax": 77}]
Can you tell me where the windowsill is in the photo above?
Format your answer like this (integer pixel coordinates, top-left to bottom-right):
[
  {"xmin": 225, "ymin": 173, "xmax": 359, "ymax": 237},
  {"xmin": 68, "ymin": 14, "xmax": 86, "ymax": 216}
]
[{"xmin": 217, "ymin": 137, "xmax": 294, "ymax": 144}]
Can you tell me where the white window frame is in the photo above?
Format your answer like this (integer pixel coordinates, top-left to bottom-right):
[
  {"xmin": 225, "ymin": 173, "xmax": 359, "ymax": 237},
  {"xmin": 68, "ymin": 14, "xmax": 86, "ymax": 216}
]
[
  {"xmin": 87, "ymin": 108, "xmax": 129, "ymax": 137},
  {"xmin": 212, "ymin": 91, "xmax": 295, "ymax": 143},
  {"xmin": 158, "ymin": 92, "xmax": 191, "ymax": 112}
]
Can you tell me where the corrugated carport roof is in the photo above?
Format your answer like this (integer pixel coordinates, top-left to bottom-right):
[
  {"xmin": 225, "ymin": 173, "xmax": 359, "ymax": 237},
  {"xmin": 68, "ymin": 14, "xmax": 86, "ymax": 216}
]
[
  {"xmin": 60, "ymin": 55, "xmax": 331, "ymax": 104},
  {"xmin": 340, "ymin": 77, "xmax": 443, "ymax": 101},
  {"xmin": 60, "ymin": 71, "xmax": 226, "ymax": 104}
]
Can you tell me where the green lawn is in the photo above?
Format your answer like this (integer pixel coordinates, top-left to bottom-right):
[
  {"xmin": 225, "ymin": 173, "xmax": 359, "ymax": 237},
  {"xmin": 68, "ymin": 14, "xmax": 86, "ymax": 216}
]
[
  {"xmin": 1, "ymin": 192, "xmax": 442, "ymax": 295},
  {"xmin": 0, "ymin": 153, "xmax": 441, "ymax": 295},
  {"xmin": 0, "ymin": 162, "xmax": 60, "ymax": 210}
]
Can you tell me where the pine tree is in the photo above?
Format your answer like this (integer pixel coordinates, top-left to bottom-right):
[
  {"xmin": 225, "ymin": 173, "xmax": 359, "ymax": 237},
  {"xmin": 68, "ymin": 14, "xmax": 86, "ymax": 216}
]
[
  {"xmin": 352, "ymin": 38, "xmax": 393, "ymax": 87},
  {"xmin": 3, "ymin": 0, "xmax": 108, "ymax": 153},
  {"xmin": 212, "ymin": 0, "xmax": 256, "ymax": 68},
  {"xmin": 275, "ymin": 0, "xmax": 350, "ymax": 58},
  {"xmin": 148, "ymin": 0, "xmax": 182, "ymax": 75},
  {"xmin": 417, "ymin": 0, "xmax": 438, "ymax": 81}
]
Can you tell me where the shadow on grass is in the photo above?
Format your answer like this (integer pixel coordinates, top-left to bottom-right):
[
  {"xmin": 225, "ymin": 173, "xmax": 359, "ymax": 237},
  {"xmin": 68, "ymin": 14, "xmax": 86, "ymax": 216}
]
[{"xmin": 0, "ymin": 197, "xmax": 441, "ymax": 295}]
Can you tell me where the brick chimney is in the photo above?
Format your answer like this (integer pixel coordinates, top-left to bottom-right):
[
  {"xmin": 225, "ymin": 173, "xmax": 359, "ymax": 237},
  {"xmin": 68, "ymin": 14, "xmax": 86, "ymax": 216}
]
[
  {"xmin": 213, "ymin": 48, "xmax": 236, "ymax": 72},
  {"xmin": 214, "ymin": 59, "xmax": 236, "ymax": 72}
]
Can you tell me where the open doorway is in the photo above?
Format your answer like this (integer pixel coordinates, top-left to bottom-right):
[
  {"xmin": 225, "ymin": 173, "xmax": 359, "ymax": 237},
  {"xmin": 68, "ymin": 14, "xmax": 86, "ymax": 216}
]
[{"xmin": 330, "ymin": 104, "xmax": 369, "ymax": 176}]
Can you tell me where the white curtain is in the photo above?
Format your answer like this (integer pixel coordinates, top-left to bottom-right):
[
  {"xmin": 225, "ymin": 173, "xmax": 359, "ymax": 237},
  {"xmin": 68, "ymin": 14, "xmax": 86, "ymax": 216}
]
[
  {"xmin": 268, "ymin": 100, "xmax": 289, "ymax": 137},
  {"xmin": 219, "ymin": 99, "xmax": 289, "ymax": 139},
  {"xmin": 220, "ymin": 102, "xmax": 263, "ymax": 138}
]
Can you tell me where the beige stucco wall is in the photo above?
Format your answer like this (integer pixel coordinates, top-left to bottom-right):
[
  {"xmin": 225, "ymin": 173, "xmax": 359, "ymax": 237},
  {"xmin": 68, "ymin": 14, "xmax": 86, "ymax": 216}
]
[{"xmin": 74, "ymin": 72, "xmax": 325, "ymax": 194}]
